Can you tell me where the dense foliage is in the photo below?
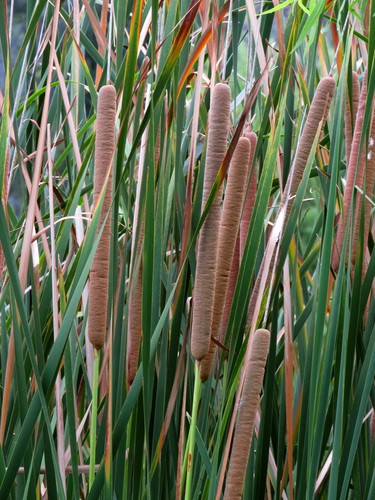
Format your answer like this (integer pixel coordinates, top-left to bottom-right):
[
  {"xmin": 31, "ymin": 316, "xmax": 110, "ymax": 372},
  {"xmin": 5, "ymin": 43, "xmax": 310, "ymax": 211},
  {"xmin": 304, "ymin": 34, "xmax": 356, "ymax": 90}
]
[{"xmin": 0, "ymin": 0, "xmax": 374, "ymax": 498}]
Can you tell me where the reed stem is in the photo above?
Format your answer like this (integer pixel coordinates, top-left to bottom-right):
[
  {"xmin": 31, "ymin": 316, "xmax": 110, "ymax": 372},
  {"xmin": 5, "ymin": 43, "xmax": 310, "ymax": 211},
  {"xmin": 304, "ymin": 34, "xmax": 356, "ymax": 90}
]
[
  {"xmin": 89, "ymin": 349, "xmax": 100, "ymax": 489},
  {"xmin": 185, "ymin": 362, "xmax": 202, "ymax": 499}
]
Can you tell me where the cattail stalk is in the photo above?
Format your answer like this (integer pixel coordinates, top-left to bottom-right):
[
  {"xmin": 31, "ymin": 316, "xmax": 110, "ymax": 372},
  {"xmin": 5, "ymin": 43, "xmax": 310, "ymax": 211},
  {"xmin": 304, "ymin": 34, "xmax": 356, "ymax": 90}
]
[
  {"xmin": 200, "ymin": 137, "xmax": 250, "ymax": 381},
  {"xmin": 88, "ymin": 84, "xmax": 116, "ymax": 489},
  {"xmin": 191, "ymin": 83, "xmax": 231, "ymax": 361},
  {"xmin": 88, "ymin": 84, "xmax": 116, "ymax": 350},
  {"xmin": 333, "ymin": 73, "xmax": 367, "ymax": 271},
  {"xmin": 247, "ymin": 77, "xmax": 335, "ymax": 329},
  {"xmin": 344, "ymin": 72, "xmax": 360, "ymax": 165},
  {"xmin": 224, "ymin": 329, "xmax": 270, "ymax": 499}
]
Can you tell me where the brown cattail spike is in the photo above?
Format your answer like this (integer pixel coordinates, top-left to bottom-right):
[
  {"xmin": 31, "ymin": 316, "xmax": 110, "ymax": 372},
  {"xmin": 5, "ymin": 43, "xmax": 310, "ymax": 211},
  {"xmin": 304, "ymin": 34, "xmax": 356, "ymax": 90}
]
[
  {"xmin": 282, "ymin": 77, "xmax": 335, "ymax": 216},
  {"xmin": 240, "ymin": 130, "xmax": 258, "ymax": 260},
  {"xmin": 126, "ymin": 222, "xmax": 144, "ymax": 386},
  {"xmin": 247, "ymin": 77, "xmax": 335, "ymax": 330},
  {"xmin": 219, "ymin": 237, "xmax": 240, "ymax": 344},
  {"xmin": 360, "ymin": 112, "xmax": 375, "ymax": 276},
  {"xmin": 200, "ymin": 136, "xmax": 250, "ymax": 382},
  {"xmin": 224, "ymin": 329, "xmax": 270, "ymax": 499},
  {"xmin": 333, "ymin": 73, "xmax": 367, "ymax": 271},
  {"xmin": 191, "ymin": 83, "xmax": 231, "ymax": 361},
  {"xmin": 344, "ymin": 72, "xmax": 360, "ymax": 165},
  {"xmin": 88, "ymin": 84, "xmax": 116, "ymax": 350}
]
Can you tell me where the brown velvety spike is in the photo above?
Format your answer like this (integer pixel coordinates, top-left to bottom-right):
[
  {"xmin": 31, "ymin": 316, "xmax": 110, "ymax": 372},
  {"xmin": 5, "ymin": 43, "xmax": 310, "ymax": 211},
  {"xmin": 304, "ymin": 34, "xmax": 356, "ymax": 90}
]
[
  {"xmin": 240, "ymin": 131, "xmax": 257, "ymax": 260},
  {"xmin": 200, "ymin": 137, "xmax": 250, "ymax": 382},
  {"xmin": 364, "ymin": 3, "xmax": 370, "ymax": 39},
  {"xmin": 224, "ymin": 329, "xmax": 270, "ymax": 500},
  {"xmin": 126, "ymin": 220, "xmax": 144, "ymax": 386},
  {"xmin": 345, "ymin": 72, "xmax": 360, "ymax": 165},
  {"xmin": 333, "ymin": 73, "xmax": 367, "ymax": 272},
  {"xmin": 246, "ymin": 78, "xmax": 335, "ymax": 331},
  {"xmin": 361, "ymin": 114, "xmax": 375, "ymax": 274},
  {"xmin": 283, "ymin": 77, "xmax": 335, "ymax": 219},
  {"xmin": 191, "ymin": 83, "xmax": 231, "ymax": 361},
  {"xmin": 88, "ymin": 84, "xmax": 116, "ymax": 350},
  {"xmin": 219, "ymin": 236, "xmax": 240, "ymax": 345}
]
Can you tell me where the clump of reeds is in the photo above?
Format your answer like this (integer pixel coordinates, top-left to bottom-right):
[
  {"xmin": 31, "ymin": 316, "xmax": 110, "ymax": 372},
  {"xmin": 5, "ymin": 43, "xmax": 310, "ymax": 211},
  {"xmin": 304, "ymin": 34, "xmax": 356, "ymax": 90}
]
[
  {"xmin": 200, "ymin": 136, "xmax": 250, "ymax": 382},
  {"xmin": 88, "ymin": 84, "xmax": 116, "ymax": 350},
  {"xmin": 332, "ymin": 73, "xmax": 368, "ymax": 271},
  {"xmin": 224, "ymin": 328, "xmax": 270, "ymax": 499},
  {"xmin": 191, "ymin": 83, "xmax": 231, "ymax": 361}
]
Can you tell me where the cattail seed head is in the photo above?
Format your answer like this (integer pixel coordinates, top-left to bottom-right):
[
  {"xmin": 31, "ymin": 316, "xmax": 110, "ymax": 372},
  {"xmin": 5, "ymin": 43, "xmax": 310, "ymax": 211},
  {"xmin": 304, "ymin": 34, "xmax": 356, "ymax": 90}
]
[
  {"xmin": 224, "ymin": 329, "xmax": 270, "ymax": 499},
  {"xmin": 345, "ymin": 72, "xmax": 360, "ymax": 164},
  {"xmin": 219, "ymin": 238, "xmax": 240, "ymax": 345},
  {"xmin": 88, "ymin": 84, "xmax": 116, "ymax": 350},
  {"xmin": 333, "ymin": 73, "xmax": 367, "ymax": 271},
  {"xmin": 126, "ymin": 222, "xmax": 144, "ymax": 386},
  {"xmin": 240, "ymin": 131, "xmax": 257, "ymax": 260},
  {"xmin": 191, "ymin": 83, "xmax": 231, "ymax": 361},
  {"xmin": 283, "ymin": 77, "xmax": 335, "ymax": 213},
  {"xmin": 246, "ymin": 79, "xmax": 335, "ymax": 331},
  {"xmin": 200, "ymin": 136, "xmax": 250, "ymax": 381},
  {"xmin": 361, "ymin": 114, "xmax": 375, "ymax": 275}
]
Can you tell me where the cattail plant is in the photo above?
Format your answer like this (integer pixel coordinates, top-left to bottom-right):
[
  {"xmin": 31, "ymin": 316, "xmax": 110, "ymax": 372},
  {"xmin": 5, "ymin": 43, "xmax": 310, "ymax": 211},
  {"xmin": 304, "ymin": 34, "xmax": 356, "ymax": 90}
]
[
  {"xmin": 87, "ymin": 84, "xmax": 116, "ymax": 488},
  {"xmin": 247, "ymin": 76, "xmax": 335, "ymax": 329},
  {"xmin": 218, "ymin": 131, "xmax": 257, "ymax": 347},
  {"xmin": 191, "ymin": 83, "xmax": 231, "ymax": 361},
  {"xmin": 224, "ymin": 328, "xmax": 270, "ymax": 499},
  {"xmin": 344, "ymin": 72, "xmax": 360, "ymax": 164},
  {"xmin": 200, "ymin": 136, "xmax": 250, "ymax": 382},
  {"xmin": 332, "ymin": 73, "xmax": 367, "ymax": 271},
  {"xmin": 282, "ymin": 76, "xmax": 335, "ymax": 218},
  {"xmin": 126, "ymin": 223, "xmax": 144, "ymax": 386},
  {"xmin": 88, "ymin": 84, "xmax": 116, "ymax": 350}
]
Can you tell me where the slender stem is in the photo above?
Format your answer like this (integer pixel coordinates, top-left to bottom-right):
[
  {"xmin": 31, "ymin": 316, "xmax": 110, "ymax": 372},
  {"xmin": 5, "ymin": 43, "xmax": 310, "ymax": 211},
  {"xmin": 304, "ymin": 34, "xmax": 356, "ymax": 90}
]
[
  {"xmin": 185, "ymin": 361, "xmax": 202, "ymax": 499},
  {"xmin": 123, "ymin": 414, "xmax": 132, "ymax": 499},
  {"xmin": 89, "ymin": 349, "xmax": 100, "ymax": 489},
  {"xmin": 181, "ymin": 427, "xmax": 191, "ymax": 491}
]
